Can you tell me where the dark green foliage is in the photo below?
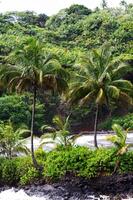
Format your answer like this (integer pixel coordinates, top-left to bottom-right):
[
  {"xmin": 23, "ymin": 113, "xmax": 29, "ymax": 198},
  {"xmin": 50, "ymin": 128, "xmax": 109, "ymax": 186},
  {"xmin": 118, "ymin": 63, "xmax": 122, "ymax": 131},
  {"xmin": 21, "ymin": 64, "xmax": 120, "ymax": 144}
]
[
  {"xmin": 0, "ymin": 157, "xmax": 5, "ymax": 180},
  {"xmin": 0, "ymin": 156, "xmax": 39, "ymax": 185},
  {"xmin": 99, "ymin": 113, "xmax": 133, "ymax": 130},
  {"xmin": 1, "ymin": 159, "xmax": 17, "ymax": 185},
  {"xmin": 66, "ymin": 4, "xmax": 92, "ymax": 15},
  {"xmin": 0, "ymin": 95, "xmax": 45, "ymax": 130},
  {"xmin": 119, "ymin": 151, "xmax": 133, "ymax": 173},
  {"xmin": 45, "ymin": 4, "xmax": 91, "ymax": 30},
  {"xmin": 0, "ymin": 95, "xmax": 31, "ymax": 127},
  {"xmin": 0, "ymin": 3, "xmax": 133, "ymax": 57}
]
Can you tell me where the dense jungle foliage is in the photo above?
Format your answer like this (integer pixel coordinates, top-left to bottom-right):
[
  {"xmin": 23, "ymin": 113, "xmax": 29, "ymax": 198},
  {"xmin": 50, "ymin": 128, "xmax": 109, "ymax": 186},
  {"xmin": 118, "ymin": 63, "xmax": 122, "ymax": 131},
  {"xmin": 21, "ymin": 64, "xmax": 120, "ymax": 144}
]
[
  {"xmin": 0, "ymin": 2, "xmax": 133, "ymax": 184},
  {"xmin": 0, "ymin": 3, "xmax": 133, "ymax": 131}
]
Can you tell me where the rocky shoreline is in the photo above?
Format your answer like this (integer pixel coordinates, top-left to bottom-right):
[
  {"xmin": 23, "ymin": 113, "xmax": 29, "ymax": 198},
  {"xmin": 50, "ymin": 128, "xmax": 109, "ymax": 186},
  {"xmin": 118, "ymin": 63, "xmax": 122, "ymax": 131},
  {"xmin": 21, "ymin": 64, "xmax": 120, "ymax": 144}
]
[{"xmin": 0, "ymin": 173, "xmax": 133, "ymax": 199}]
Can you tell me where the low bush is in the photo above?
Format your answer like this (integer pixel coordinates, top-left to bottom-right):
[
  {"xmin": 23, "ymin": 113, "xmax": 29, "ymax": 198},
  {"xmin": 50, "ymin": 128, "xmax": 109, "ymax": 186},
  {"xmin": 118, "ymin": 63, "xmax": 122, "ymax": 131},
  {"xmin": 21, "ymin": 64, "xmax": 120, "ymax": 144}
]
[
  {"xmin": 16, "ymin": 156, "xmax": 40, "ymax": 185},
  {"xmin": 0, "ymin": 156, "xmax": 40, "ymax": 186},
  {"xmin": 0, "ymin": 147, "xmax": 133, "ymax": 185},
  {"xmin": 42, "ymin": 147, "xmax": 116, "ymax": 180},
  {"xmin": 119, "ymin": 151, "xmax": 133, "ymax": 173},
  {"xmin": 79, "ymin": 148, "xmax": 116, "ymax": 178},
  {"xmin": 19, "ymin": 167, "xmax": 40, "ymax": 185},
  {"xmin": 1, "ymin": 159, "xmax": 17, "ymax": 185}
]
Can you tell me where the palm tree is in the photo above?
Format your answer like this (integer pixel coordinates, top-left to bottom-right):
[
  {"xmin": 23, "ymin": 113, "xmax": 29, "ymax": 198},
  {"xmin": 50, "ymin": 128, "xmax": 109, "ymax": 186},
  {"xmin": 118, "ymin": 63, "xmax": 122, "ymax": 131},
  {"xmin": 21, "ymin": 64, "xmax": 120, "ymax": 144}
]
[
  {"xmin": 0, "ymin": 37, "xmax": 68, "ymax": 169},
  {"xmin": 107, "ymin": 124, "xmax": 129, "ymax": 155},
  {"xmin": 69, "ymin": 44, "xmax": 133, "ymax": 148},
  {"xmin": 40, "ymin": 115, "xmax": 79, "ymax": 148},
  {"xmin": 0, "ymin": 121, "xmax": 30, "ymax": 159},
  {"xmin": 106, "ymin": 124, "xmax": 132, "ymax": 173}
]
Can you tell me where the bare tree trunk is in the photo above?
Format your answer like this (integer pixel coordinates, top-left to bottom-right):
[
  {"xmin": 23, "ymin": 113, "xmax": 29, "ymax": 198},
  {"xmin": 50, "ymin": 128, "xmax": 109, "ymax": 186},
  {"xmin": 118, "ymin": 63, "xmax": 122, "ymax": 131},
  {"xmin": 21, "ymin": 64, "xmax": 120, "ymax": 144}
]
[
  {"xmin": 113, "ymin": 160, "xmax": 120, "ymax": 174},
  {"xmin": 31, "ymin": 86, "xmax": 39, "ymax": 170},
  {"xmin": 94, "ymin": 104, "xmax": 99, "ymax": 148}
]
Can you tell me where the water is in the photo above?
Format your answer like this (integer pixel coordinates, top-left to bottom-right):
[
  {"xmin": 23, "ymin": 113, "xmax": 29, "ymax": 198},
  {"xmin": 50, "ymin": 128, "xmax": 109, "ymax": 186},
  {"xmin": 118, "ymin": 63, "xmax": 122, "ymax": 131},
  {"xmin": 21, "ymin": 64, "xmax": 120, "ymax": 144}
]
[
  {"xmin": 25, "ymin": 132, "xmax": 133, "ymax": 151},
  {"xmin": 0, "ymin": 189, "xmax": 133, "ymax": 200},
  {"xmin": 0, "ymin": 188, "xmax": 110, "ymax": 200},
  {"xmin": 0, "ymin": 189, "xmax": 48, "ymax": 200}
]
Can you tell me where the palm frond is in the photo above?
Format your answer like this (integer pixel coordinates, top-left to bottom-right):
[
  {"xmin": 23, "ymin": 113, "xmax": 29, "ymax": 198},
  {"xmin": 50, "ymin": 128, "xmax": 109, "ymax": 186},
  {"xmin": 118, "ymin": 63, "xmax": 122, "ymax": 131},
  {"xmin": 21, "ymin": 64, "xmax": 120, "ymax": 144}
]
[
  {"xmin": 107, "ymin": 85, "xmax": 120, "ymax": 99},
  {"xmin": 96, "ymin": 88, "xmax": 106, "ymax": 105}
]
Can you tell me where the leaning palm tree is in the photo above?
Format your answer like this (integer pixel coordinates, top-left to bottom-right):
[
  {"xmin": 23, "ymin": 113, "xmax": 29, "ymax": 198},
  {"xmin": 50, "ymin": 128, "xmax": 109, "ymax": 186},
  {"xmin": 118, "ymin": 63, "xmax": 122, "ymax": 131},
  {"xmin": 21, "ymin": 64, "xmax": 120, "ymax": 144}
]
[
  {"xmin": 69, "ymin": 44, "xmax": 133, "ymax": 148},
  {"xmin": 0, "ymin": 121, "xmax": 30, "ymax": 159},
  {"xmin": 0, "ymin": 37, "xmax": 68, "ymax": 169}
]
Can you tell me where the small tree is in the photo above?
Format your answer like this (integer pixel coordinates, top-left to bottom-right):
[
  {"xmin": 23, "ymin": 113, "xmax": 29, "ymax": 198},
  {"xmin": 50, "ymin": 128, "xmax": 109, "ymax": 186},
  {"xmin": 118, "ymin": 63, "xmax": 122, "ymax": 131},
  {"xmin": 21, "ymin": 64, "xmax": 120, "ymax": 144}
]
[
  {"xmin": 40, "ymin": 115, "xmax": 79, "ymax": 148},
  {"xmin": 106, "ymin": 124, "xmax": 132, "ymax": 173},
  {"xmin": 0, "ymin": 121, "xmax": 30, "ymax": 159}
]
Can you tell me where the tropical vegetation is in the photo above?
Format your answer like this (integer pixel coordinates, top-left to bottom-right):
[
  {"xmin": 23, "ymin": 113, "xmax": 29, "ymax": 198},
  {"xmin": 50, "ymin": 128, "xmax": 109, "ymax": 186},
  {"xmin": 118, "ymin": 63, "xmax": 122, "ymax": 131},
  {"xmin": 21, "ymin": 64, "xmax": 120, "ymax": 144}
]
[{"xmin": 0, "ymin": 1, "xmax": 133, "ymax": 186}]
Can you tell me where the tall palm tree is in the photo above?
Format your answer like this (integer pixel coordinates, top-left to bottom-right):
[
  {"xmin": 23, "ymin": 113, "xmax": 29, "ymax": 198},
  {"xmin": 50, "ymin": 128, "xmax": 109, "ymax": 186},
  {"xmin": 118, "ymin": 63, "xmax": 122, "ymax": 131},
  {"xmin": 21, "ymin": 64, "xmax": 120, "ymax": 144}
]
[
  {"xmin": 69, "ymin": 44, "xmax": 133, "ymax": 148},
  {"xmin": 0, "ymin": 37, "xmax": 68, "ymax": 169}
]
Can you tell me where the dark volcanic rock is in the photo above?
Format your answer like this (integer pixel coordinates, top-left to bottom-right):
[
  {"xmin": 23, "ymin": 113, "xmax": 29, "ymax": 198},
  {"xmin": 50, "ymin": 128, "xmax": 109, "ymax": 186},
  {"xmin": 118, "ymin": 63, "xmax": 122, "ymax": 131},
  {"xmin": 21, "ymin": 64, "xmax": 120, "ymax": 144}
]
[{"xmin": 0, "ymin": 173, "xmax": 133, "ymax": 199}]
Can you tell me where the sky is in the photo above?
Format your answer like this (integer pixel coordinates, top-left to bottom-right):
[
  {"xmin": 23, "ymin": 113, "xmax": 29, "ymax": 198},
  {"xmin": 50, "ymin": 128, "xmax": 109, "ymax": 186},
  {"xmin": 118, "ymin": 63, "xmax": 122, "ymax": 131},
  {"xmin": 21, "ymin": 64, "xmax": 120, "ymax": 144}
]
[{"xmin": 0, "ymin": 0, "xmax": 133, "ymax": 15}]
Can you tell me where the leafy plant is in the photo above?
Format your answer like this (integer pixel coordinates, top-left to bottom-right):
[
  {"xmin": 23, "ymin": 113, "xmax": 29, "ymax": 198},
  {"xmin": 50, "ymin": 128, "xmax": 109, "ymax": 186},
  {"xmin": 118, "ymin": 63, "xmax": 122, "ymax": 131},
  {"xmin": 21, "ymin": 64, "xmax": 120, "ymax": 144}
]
[
  {"xmin": 40, "ymin": 115, "xmax": 80, "ymax": 148},
  {"xmin": 106, "ymin": 124, "xmax": 131, "ymax": 155},
  {"xmin": 1, "ymin": 159, "xmax": 17, "ymax": 185},
  {"xmin": 19, "ymin": 167, "xmax": 39, "ymax": 185},
  {"xmin": 0, "ymin": 121, "xmax": 30, "ymax": 159},
  {"xmin": 43, "ymin": 146, "xmax": 116, "ymax": 180},
  {"xmin": 106, "ymin": 124, "xmax": 133, "ymax": 173}
]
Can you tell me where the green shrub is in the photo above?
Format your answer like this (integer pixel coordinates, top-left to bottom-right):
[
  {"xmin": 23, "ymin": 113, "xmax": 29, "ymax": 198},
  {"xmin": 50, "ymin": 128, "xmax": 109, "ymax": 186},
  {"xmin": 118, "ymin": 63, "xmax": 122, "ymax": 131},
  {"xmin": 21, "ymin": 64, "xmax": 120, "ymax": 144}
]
[
  {"xmin": 35, "ymin": 148, "xmax": 46, "ymax": 160},
  {"xmin": 1, "ymin": 159, "xmax": 17, "ymax": 185},
  {"xmin": 43, "ymin": 147, "xmax": 116, "ymax": 180},
  {"xmin": 0, "ymin": 147, "xmax": 133, "ymax": 185},
  {"xmin": 15, "ymin": 156, "xmax": 40, "ymax": 185},
  {"xmin": 35, "ymin": 148, "xmax": 46, "ymax": 166},
  {"xmin": 119, "ymin": 151, "xmax": 133, "ymax": 173},
  {"xmin": 99, "ymin": 113, "xmax": 133, "ymax": 130},
  {"xmin": 79, "ymin": 148, "xmax": 116, "ymax": 178},
  {"xmin": 19, "ymin": 167, "xmax": 39, "ymax": 185},
  {"xmin": 43, "ymin": 150, "xmax": 67, "ymax": 180},
  {"xmin": 16, "ymin": 156, "xmax": 33, "ymax": 178}
]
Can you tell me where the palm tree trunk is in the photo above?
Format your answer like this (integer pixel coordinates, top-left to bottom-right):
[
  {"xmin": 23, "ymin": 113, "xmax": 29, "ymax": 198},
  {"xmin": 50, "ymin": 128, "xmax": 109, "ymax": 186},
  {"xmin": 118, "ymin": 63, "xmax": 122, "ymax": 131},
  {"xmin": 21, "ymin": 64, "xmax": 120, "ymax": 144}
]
[
  {"xmin": 31, "ymin": 86, "xmax": 39, "ymax": 169},
  {"xmin": 94, "ymin": 104, "xmax": 99, "ymax": 148}
]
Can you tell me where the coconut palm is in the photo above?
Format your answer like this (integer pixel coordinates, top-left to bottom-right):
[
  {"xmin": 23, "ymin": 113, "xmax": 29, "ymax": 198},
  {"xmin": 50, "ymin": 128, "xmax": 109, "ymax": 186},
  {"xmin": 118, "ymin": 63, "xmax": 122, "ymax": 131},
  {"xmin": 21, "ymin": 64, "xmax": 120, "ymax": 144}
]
[
  {"xmin": 107, "ymin": 124, "xmax": 129, "ymax": 155},
  {"xmin": 69, "ymin": 44, "xmax": 133, "ymax": 148},
  {"xmin": 106, "ymin": 124, "xmax": 132, "ymax": 173},
  {"xmin": 0, "ymin": 121, "xmax": 30, "ymax": 159},
  {"xmin": 0, "ymin": 37, "xmax": 68, "ymax": 169},
  {"xmin": 40, "ymin": 115, "xmax": 79, "ymax": 148}
]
